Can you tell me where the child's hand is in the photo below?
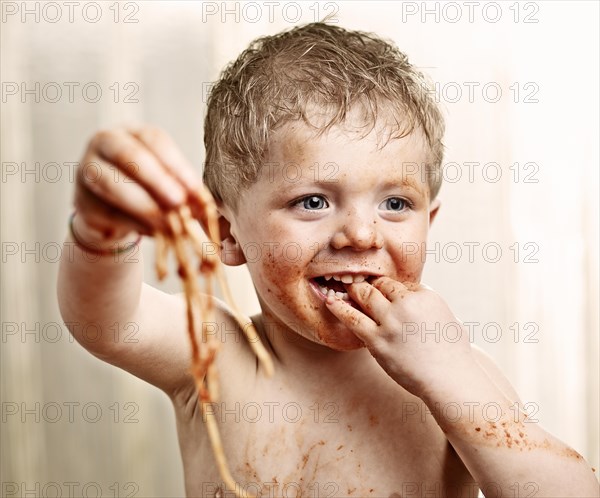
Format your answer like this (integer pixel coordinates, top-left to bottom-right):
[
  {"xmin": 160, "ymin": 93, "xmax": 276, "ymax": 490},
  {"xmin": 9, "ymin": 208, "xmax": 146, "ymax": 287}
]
[
  {"xmin": 325, "ymin": 277, "xmax": 473, "ymax": 398},
  {"xmin": 73, "ymin": 125, "xmax": 202, "ymax": 248}
]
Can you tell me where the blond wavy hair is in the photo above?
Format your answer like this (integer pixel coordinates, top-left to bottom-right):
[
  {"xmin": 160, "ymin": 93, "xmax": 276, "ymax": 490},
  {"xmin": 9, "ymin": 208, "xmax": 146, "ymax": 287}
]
[{"xmin": 203, "ymin": 22, "xmax": 444, "ymax": 210}]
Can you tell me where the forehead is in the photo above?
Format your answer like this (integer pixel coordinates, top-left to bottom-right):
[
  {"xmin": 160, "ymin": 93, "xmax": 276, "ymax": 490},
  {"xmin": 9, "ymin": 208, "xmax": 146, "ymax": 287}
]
[{"xmin": 263, "ymin": 120, "xmax": 431, "ymax": 193}]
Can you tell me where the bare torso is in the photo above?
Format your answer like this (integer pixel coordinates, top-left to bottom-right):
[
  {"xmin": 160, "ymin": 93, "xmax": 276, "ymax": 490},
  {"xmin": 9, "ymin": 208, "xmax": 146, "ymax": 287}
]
[{"xmin": 171, "ymin": 314, "xmax": 477, "ymax": 498}]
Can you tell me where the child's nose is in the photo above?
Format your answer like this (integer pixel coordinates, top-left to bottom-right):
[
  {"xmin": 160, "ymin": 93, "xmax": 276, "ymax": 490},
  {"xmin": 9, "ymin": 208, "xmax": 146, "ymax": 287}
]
[{"xmin": 330, "ymin": 209, "xmax": 384, "ymax": 251}]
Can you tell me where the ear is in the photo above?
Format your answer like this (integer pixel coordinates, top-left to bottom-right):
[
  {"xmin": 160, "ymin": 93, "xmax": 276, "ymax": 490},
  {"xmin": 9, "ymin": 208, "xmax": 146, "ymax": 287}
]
[
  {"xmin": 217, "ymin": 206, "xmax": 246, "ymax": 267},
  {"xmin": 429, "ymin": 197, "xmax": 441, "ymax": 225}
]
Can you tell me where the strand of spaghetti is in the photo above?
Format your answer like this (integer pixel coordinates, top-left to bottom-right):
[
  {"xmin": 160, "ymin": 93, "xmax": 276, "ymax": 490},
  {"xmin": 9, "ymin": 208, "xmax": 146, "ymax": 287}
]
[
  {"xmin": 178, "ymin": 206, "xmax": 274, "ymax": 377},
  {"xmin": 194, "ymin": 187, "xmax": 220, "ymax": 243},
  {"xmin": 214, "ymin": 265, "xmax": 274, "ymax": 377},
  {"xmin": 168, "ymin": 208, "xmax": 245, "ymax": 497},
  {"xmin": 160, "ymin": 197, "xmax": 273, "ymax": 498},
  {"xmin": 167, "ymin": 213, "xmax": 207, "ymax": 390},
  {"xmin": 201, "ymin": 400, "xmax": 256, "ymax": 498},
  {"xmin": 178, "ymin": 205, "xmax": 219, "ymax": 274},
  {"xmin": 154, "ymin": 231, "xmax": 169, "ymax": 281},
  {"xmin": 201, "ymin": 272, "xmax": 220, "ymax": 403},
  {"xmin": 178, "ymin": 208, "xmax": 219, "ymax": 399}
]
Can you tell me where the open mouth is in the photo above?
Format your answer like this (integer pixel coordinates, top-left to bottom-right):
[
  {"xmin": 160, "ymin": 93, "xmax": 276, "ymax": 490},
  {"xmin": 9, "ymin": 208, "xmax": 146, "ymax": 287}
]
[{"xmin": 310, "ymin": 274, "xmax": 378, "ymax": 304}]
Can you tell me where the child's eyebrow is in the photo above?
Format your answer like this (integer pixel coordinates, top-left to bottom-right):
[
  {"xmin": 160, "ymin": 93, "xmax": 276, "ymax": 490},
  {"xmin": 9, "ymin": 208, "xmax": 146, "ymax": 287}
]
[
  {"xmin": 350, "ymin": 175, "xmax": 428, "ymax": 197},
  {"xmin": 302, "ymin": 175, "xmax": 427, "ymax": 195},
  {"xmin": 381, "ymin": 177, "xmax": 427, "ymax": 196}
]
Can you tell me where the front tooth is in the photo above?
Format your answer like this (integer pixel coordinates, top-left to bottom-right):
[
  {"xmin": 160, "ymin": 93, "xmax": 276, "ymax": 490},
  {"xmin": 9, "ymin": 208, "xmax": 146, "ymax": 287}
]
[
  {"xmin": 327, "ymin": 289, "xmax": 335, "ymax": 298},
  {"xmin": 332, "ymin": 275, "xmax": 342, "ymax": 281},
  {"xmin": 324, "ymin": 275, "xmax": 332, "ymax": 281},
  {"xmin": 319, "ymin": 286, "xmax": 328, "ymax": 295},
  {"xmin": 341, "ymin": 275, "xmax": 353, "ymax": 284},
  {"xmin": 335, "ymin": 291, "xmax": 348, "ymax": 300},
  {"xmin": 353, "ymin": 275, "xmax": 365, "ymax": 283}
]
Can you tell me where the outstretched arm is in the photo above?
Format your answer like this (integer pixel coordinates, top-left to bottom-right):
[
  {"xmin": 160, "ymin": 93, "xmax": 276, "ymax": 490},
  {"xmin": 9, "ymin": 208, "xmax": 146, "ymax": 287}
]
[{"xmin": 57, "ymin": 126, "xmax": 204, "ymax": 396}]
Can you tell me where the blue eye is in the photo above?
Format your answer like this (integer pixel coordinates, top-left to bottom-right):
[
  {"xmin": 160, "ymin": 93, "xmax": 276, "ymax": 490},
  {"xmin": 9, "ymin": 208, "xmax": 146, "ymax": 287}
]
[
  {"xmin": 299, "ymin": 195, "xmax": 329, "ymax": 210},
  {"xmin": 380, "ymin": 197, "xmax": 407, "ymax": 211}
]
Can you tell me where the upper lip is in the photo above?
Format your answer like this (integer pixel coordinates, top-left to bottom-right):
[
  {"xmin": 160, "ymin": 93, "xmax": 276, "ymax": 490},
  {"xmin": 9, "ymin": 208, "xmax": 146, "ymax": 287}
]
[{"xmin": 309, "ymin": 271, "xmax": 384, "ymax": 279}]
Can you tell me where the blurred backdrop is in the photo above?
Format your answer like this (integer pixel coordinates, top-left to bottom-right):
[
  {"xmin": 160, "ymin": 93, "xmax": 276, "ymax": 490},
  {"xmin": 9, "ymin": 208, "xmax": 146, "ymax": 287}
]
[{"xmin": 1, "ymin": 1, "xmax": 598, "ymax": 496}]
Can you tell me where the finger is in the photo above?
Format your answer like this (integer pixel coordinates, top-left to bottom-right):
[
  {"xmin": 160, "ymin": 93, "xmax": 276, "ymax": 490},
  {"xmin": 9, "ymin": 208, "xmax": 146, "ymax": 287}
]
[
  {"xmin": 127, "ymin": 125, "xmax": 202, "ymax": 192},
  {"xmin": 77, "ymin": 157, "xmax": 168, "ymax": 233},
  {"xmin": 90, "ymin": 129, "xmax": 186, "ymax": 208},
  {"xmin": 325, "ymin": 294, "xmax": 379, "ymax": 342},
  {"xmin": 344, "ymin": 281, "xmax": 390, "ymax": 323},
  {"xmin": 371, "ymin": 276, "xmax": 409, "ymax": 301},
  {"xmin": 75, "ymin": 180, "xmax": 154, "ymax": 238}
]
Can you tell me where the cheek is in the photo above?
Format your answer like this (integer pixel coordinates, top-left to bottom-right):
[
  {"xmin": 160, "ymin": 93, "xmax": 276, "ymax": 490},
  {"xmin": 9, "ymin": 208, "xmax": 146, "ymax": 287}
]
[
  {"xmin": 245, "ymin": 240, "xmax": 310, "ymax": 303},
  {"xmin": 247, "ymin": 241, "xmax": 363, "ymax": 351},
  {"xmin": 390, "ymin": 227, "xmax": 429, "ymax": 283}
]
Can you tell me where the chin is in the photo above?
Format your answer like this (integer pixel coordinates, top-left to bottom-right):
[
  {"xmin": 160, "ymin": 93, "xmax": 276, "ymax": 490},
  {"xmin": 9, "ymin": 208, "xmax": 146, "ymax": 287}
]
[{"xmin": 315, "ymin": 324, "xmax": 365, "ymax": 351}]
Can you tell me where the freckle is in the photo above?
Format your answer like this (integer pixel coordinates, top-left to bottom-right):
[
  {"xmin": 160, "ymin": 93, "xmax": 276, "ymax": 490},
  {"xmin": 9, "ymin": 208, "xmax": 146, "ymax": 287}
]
[
  {"xmin": 592, "ymin": 467, "xmax": 596, "ymax": 472},
  {"xmin": 347, "ymin": 424, "xmax": 353, "ymax": 431},
  {"xmin": 475, "ymin": 427, "xmax": 481, "ymax": 432},
  {"xmin": 563, "ymin": 447, "xmax": 583, "ymax": 460},
  {"xmin": 337, "ymin": 445, "xmax": 344, "ymax": 450},
  {"xmin": 519, "ymin": 431, "xmax": 525, "ymax": 438}
]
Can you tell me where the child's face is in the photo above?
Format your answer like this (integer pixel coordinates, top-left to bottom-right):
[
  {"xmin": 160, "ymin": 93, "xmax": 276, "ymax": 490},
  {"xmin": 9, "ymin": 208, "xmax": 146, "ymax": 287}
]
[{"xmin": 221, "ymin": 120, "xmax": 439, "ymax": 351}]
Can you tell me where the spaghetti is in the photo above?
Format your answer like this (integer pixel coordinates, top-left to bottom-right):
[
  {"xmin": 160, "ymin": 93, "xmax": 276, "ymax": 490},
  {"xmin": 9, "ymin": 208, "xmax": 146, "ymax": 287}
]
[{"xmin": 154, "ymin": 189, "xmax": 274, "ymax": 498}]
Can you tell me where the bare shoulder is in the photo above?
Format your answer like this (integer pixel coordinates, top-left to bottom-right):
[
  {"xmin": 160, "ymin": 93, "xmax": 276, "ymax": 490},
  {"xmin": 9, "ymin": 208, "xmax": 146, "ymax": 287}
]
[
  {"xmin": 167, "ymin": 291, "xmax": 261, "ymax": 413},
  {"xmin": 470, "ymin": 343, "xmax": 522, "ymax": 403},
  {"xmin": 102, "ymin": 282, "xmax": 259, "ymax": 405}
]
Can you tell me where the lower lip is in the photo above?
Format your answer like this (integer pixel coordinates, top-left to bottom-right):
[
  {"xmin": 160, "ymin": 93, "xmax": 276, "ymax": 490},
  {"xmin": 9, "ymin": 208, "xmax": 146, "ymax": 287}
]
[{"xmin": 308, "ymin": 279, "xmax": 328, "ymax": 302}]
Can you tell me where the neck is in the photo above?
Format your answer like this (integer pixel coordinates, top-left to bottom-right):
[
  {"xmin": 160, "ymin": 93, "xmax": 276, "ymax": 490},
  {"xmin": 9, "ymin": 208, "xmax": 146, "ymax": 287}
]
[{"xmin": 252, "ymin": 310, "xmax": 379, "ymax": 384}]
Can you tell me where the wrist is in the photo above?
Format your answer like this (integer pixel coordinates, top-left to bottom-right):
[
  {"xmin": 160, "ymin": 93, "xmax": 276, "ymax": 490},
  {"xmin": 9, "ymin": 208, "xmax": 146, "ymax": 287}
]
[
  {"xmin": 69, "ymin": 211, "xmax": 141, "ymax": 255},
  {"xmin": 416, "ymin": 351, "xmax": 484, "ymax": 405}
]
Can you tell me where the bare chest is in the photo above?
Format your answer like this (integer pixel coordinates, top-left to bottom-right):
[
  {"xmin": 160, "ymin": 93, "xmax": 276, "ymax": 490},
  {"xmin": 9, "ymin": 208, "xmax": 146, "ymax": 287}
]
[{"xmin": 175, "ymin": 385, "xmax": 475, "ymax": 497}]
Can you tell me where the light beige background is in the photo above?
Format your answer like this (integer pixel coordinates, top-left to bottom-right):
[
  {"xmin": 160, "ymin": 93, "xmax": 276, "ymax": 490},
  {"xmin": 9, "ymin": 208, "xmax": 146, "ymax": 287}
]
[{"xmin": 1, "ymin": 1, "xmax": 598, "ymax": 496}]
